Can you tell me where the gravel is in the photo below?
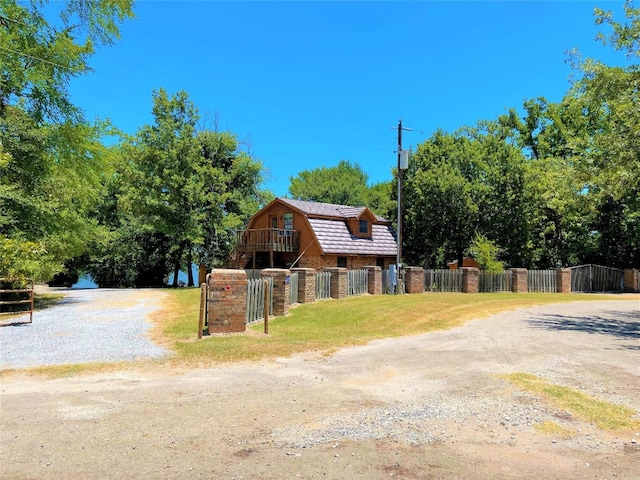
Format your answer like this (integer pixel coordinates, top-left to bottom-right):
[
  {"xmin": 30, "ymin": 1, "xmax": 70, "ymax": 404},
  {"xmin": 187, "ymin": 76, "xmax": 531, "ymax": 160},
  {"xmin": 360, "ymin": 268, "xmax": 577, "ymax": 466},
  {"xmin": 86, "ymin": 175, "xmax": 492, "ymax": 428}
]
[{"xmin": 0, "ymin": 288, "xmax": 170, "ymax": 369}]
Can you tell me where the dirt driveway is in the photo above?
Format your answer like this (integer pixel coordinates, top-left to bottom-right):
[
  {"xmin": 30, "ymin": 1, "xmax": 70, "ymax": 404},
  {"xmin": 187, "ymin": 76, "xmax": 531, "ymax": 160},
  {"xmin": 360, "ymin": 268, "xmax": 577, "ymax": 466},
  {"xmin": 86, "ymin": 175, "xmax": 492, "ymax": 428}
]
[{"xmin": 1, "ymin": 298, "xmax": 639, "ymax": 479}]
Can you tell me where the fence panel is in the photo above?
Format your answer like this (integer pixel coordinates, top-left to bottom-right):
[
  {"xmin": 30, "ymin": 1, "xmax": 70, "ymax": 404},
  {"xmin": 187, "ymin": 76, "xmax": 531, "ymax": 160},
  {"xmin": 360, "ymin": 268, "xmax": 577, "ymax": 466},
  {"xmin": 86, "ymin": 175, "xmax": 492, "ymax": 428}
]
[
  {"xmin": 347, "ymin": 269, "xmax": 368, "ymax": 296},
  {"xmin": 245, "ymin": 269, "xmax": 261, "ymax": 280},
  {"xmin": 479, "ymin": 271, "xmax": 512, "ymax": 292},
  {"xmin": 246, "ymin": 277, "xmax": 273, "ymax": 325},
  {"xmin": 315, "ymin": 271, "xmax": 332, "ymax": 300},
  {"xmin": 289, "ymin": 272, "xmax": 299, "ymax": 305},
  {"xmin": 570, "ymin": 265, "xmax": 624, "ymax": 292},
  {"xmin": 528, "ymin": 270, "xmax": 557, "ymax": 293},
  {"xmin": 0, "ymin": 278, "xmax": 34, "ymax": 326},
  {"xmin": 424, "ymin": 269, "xmax": 463, "ymax": 292}
]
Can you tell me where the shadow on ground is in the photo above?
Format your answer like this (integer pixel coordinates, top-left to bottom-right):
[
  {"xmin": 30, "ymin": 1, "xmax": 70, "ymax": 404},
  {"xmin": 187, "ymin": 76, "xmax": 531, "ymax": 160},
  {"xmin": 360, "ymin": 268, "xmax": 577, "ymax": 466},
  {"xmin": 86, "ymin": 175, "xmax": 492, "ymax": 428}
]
[{"xmin": 527, "ymin": 310, "xmax": 640, "ymax": 344}]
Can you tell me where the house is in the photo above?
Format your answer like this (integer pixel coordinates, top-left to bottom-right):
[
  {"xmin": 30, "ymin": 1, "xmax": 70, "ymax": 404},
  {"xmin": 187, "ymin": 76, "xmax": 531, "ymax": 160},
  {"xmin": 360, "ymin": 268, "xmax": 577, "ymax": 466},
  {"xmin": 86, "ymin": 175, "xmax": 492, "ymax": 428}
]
[
  {"xmin": 232, "ymin": 198, "xmax": 398, "ymax": 270},
  {"xmin": 447, "ymin": 257, "xmax": 480, "ymax": 270}
]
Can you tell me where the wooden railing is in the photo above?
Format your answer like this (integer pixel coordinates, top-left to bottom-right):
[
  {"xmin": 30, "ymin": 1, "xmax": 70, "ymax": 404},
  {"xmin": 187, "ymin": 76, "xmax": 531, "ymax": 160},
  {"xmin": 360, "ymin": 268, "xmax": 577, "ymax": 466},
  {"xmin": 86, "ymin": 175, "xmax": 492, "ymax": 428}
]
[
  {"xmin": 235, "ymin": 229, "xmax": 300, "ymax": 253},
  {"xmin": 0, "ymin": 278, "xmax": 34, "ymax": 325}
]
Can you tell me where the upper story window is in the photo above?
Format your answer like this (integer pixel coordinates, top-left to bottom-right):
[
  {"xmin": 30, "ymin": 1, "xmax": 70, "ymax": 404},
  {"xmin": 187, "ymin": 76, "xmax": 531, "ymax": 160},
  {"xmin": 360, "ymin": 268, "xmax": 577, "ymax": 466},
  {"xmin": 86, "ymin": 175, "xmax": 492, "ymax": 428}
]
[
  {"xmin": 358, "ymin": 219, "xmax": 369, "ymax": 235},
  {"xmin": 284, "ymin": 212, "xmax": 294, "ymax": 231}
]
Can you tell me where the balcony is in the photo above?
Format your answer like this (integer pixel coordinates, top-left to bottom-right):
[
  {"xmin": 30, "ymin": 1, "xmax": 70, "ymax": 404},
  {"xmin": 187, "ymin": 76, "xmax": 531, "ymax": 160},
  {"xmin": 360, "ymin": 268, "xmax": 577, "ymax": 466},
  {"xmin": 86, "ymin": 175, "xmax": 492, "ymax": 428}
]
[{"xmin": 235, "ymin": 228, "xmax": 300, "ymax": 254}]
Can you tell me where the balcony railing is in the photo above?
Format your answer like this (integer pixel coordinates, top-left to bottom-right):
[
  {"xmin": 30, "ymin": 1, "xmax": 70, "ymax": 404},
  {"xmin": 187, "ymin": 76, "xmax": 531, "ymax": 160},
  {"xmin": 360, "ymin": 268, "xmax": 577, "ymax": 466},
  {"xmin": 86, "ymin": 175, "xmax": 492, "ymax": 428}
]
[{"xmin": 236, "ymin": 229, "xmax": 300, "ymax": 253}]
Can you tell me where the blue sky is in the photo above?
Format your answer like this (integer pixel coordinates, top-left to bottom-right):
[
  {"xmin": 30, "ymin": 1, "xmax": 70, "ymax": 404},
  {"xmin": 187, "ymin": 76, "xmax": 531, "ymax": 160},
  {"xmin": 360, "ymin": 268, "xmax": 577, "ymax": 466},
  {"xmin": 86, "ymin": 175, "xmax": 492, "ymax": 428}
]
[{"xmin": 68, "ymin": 0, "xmax": 629, "ymax": 197}]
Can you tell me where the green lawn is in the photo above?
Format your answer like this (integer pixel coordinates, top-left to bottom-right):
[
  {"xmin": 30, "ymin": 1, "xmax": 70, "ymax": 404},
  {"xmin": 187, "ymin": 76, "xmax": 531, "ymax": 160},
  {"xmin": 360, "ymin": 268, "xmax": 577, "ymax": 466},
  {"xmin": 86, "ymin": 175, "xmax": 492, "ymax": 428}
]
[{"xmin": 155, "ymin": 289, "xmax": 628, "ymax": 366}]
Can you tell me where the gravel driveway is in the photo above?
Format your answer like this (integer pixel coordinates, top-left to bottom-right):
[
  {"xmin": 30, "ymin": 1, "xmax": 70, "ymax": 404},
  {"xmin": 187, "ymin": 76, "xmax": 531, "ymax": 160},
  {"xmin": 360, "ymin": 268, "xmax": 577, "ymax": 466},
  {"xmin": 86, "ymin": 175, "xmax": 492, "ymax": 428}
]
[{"xmin": 0, "ymin": 288, "xmax": 169, "ymax": 370}]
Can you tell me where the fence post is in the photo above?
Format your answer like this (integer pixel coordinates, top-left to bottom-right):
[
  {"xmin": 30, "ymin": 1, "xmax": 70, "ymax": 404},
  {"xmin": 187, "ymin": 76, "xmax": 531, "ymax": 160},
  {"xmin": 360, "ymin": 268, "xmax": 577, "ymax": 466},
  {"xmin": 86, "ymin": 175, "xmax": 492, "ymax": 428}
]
[
  {"xmin": 260, "ymin": 268, "xmax": 290, "ymax": 316},
  {"xmin": 324, "ymin": 267, "xmax": 348, "ymax": 299},
  {"xmin": 363, "ymin": 266, "xmax": 382, "ymax": 295},
  {"xmin": 206, "ymin": 269, "xmax": 247, "ymax": 334},
  {"xmin": 290, "ymin": 268, "xmax": 316, "ymax": 303},
  {"xmin": 510, "ymin": 268, "xmax": 528, "ymax": 293},
  {"xmin": 623, "ymin": 269, "xmax": 640, "ymax": 293},
  {"xmin": 404, "ymin": 266, "xmax": 425, "ymax": 294},
  {"xmin": 198, "ymin": 282, "xmax": 207, "ymax": 339},
  {"xmin": 556, "ymin": 268, "xmax": 572, "ymax": 293},
  {"xmin": 461, "ymin": 268, "xmax": 479, "ymax": 294}
]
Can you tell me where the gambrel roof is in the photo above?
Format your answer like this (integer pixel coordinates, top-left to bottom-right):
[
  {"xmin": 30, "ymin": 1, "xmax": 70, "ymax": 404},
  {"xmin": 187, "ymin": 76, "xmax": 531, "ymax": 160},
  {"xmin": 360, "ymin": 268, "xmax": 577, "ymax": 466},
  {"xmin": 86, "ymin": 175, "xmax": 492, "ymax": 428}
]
[{"xmin": 276, "ymin": 198, "xmax": 397, "ymax": 256}]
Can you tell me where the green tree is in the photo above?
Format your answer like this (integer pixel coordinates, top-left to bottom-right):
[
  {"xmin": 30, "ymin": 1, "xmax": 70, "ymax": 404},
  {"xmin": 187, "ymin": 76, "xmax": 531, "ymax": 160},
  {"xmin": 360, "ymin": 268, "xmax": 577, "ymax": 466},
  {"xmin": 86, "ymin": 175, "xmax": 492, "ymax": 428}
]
[
  {"xmin": 105, "ymin": 89, "xmax": 267, "ymax": 287},
  {"xmin": 0, "ymin": 0, "xmax": 133, "ymax": 280},
  {"xmin": 288, "ymin": 160, "xmax": 370, "ymax": 206}
]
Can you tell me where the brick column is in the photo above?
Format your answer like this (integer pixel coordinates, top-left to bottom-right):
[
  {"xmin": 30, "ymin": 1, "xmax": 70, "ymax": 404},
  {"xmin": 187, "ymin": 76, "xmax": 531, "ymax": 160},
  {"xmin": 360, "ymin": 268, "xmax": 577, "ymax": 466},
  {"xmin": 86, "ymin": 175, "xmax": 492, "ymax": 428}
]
[
  {"xmin": 206, "ymin": 269, "xmax": 247, "ymax": 334},
  {"xmin": 363, "ymin": 266, "xmax": 382, "ymax": 295},
  {"xmin": 462, "ymin": 268, "xmax": 479, "ymax": 294},
  {"xmin": 325, "ymin": 267, "xmax": 348, "ymax": 299},
  {"xmin": 510, "ymin": 268, "xmax": 528, "ymax": 293},
  {"xmin": 291, "ymin": 268, "xmax": 316, "ymax": 303},
  {"xmin": 624, "ymin": 269, "xmax": 639, "ymax": 293},
  {"xmin": 556, "ymin": 268, "xmax": 572, "ymax": 293},
  {"xmin": 404, "ymin": 266, "xmax": 425, "ymax": 294},
  {"xmin": 261, "ymin": 268, "xmax": 290, "ymax": 316}
]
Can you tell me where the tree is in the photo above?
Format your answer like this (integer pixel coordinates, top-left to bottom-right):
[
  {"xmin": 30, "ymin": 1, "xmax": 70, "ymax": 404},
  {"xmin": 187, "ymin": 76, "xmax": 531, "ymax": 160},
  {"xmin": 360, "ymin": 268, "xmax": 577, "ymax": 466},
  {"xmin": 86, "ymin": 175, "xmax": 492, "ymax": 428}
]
[
  {"xmin": 0, "ymin": 0, "xmax": 133, "ymax": 280},
  {"xmin": 98, "ymin": 89, "xmax": 268, "ymax": 287},
  {"xmin": 288, "ymin": 160, "xmax": 370, "ymax": 206}
]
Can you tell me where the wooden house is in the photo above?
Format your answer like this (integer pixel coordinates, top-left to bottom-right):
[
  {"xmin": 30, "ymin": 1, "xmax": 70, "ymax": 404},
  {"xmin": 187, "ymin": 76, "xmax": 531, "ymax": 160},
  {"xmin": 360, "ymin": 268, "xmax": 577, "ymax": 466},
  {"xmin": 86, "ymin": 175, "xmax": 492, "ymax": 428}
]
[{"xmin": 232, "ymin": 198, "xmax": 398, "ymax": 270}]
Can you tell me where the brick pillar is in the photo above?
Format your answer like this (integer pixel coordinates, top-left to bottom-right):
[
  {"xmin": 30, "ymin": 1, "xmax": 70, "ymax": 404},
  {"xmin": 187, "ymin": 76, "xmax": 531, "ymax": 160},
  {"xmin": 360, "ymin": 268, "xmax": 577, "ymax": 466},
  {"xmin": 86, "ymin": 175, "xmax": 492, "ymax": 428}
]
[
  {"xmin": 462, "ymin": 268, "xmax": 479, "ymax": 294},
  {"xmin": 261, "ymin": 268, "xmax": 290, "ymax": 316},
  {"xmin": 325, "ymin": 267, "xmax": 348, "ymax": 299},
  {"xmin": 291, "ymin": 268, "xmax": 316, "ymax": 303},
  {"xmin": 510, "ymin": 268, "xmax": 528, "ymax": 293},
  {"xmin": 624, "ymin": 269, "xmax": 639, "ymax": 293},
  {"xmin": 404, "ymin": 266, "xmax": 425, "ymax": 294},
  {"xmin": 556, "ymin": 268, "xmax": 572, "ymax": 293},
  {"xmin": 206, "ymin": 269, "xmax": 247, "ymax": 334},
  {"xmin": 363, "ymin": 266, "xmax": 382, "ymax": 295}
]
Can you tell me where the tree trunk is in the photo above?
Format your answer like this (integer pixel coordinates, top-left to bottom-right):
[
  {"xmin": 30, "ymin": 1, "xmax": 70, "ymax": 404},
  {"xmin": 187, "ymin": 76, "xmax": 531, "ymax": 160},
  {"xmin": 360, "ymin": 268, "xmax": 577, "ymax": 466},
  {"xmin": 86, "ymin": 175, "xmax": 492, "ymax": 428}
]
[{"xmin": 187, "ymin": 247, "xmax": 194, "ymax": 287}]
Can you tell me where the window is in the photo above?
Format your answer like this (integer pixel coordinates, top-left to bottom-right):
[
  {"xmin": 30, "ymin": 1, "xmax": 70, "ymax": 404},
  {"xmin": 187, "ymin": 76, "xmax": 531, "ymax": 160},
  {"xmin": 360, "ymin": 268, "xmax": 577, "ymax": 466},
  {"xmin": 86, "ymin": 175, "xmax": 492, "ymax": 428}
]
[
  {"xmin": 284, "ymin": 213, "xmax": 294, "ymax": 231},
  {"xmin": 337, "ymin": 257, "xmax": 347, "ymax": 268},
  {"xmin": 270, "ymin": 216, "xmax": 278, "ymax": 229},
  {"xmin": 359, "ymin": 219, "xmax": 369, "ymax": 235}
]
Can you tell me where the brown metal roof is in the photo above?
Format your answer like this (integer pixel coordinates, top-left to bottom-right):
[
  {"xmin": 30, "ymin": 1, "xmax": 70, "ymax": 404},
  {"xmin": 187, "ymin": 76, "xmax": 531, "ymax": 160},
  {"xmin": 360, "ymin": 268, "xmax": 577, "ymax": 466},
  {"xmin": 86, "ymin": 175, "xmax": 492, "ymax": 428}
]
[
  {"xmin": 308, "ymin": 219, "xmax": 397, "ymax": 256},
  {"xmin": 278, "ymin": 198, "xmax": 390, "ymax": 223}
]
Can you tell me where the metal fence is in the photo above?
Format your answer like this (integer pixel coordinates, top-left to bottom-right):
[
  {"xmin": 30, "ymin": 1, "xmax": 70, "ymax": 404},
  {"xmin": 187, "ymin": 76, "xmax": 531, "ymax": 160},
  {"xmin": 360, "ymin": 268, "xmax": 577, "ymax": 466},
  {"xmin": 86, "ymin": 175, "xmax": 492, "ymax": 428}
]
[
  {"xmin": 347, "ymin": 269, "xmax": 368, "ymax": 296},
  {"xmin": 315, "ymin": 271, "xmax": 332, "ymax": 300},
  {"xmin": 0, "ymin": 278, "xmax": 34, "ymax": 326},
  {"xmin": 528, "ymin": 270, "xmax": 557, "ymax": 293},
  {"xmin": 289, "ymin": 272, "xmax": 299, "ymax": 305},
  {"xmin": 424, "ymin": 269, "xmax": 463, "ymax": 292},
  {"xmin": 570, "ymin": 264, "xmax": 624, "ymax": 292},
  {"xmin": 245, "ymin": 269, "xmax": 261, "ymax": 280},
  {"xmin": 246, "ymin": 277, "xmax": 273, "ymax": 325},
  {"xmin": 479, "ymin": 271, "xmax": 513, "ymax": 292}
]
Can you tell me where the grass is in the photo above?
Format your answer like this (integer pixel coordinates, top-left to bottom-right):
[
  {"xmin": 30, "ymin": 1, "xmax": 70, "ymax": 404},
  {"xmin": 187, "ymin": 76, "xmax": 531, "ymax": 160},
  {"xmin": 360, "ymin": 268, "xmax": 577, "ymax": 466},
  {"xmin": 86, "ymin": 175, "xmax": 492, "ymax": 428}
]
[
  {"xmin": 533, "ymin": 421, "xmax": 575, "ymax": 438},
  {"xmin": 501, "ymin": 372, "xmax": 640, "ymax": 431},
  {"xmin": 33, "ymin": 293, "xmax": 65, "ymax": 311},
  {"xmin": 154, "ymin": 289, "xmax": 628, "ymax": 366}
]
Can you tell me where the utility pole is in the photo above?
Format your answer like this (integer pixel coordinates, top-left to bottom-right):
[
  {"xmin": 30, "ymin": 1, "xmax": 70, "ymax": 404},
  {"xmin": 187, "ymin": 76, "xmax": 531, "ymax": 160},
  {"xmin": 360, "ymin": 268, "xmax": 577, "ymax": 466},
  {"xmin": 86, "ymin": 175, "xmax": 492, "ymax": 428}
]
[{"xmin": 396, "ymin": 119, "xmax": 411, "ymax": 294}]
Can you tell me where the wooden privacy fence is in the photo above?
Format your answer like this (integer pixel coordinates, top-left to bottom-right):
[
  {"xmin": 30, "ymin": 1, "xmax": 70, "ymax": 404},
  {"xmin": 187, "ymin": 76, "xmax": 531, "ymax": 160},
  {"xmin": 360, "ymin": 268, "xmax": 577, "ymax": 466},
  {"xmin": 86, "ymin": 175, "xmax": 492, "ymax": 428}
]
[
  {"xmin": 570, "ymin": 265, "xmax": 624, "ymax": 292},
  {"xmin": 246, "ymin": 277, "xmax": 273, "ymax": 325},
  {"xmin": 347, "ymin": 269, "xmax": 368, "ymax": 296},
  {"xmin": 289, "ymin": 272, "xmax": 299, "ymax": 305},
  {"xmin": 528, "ymin": 270, "xmax": 557, "ymax": 293},
  {"xmin": 479, "ymin": 271, "xmax": 512, "ymax": 292},
  {"xmin": 315, "ymin": 271, "xmax": 331, "ymax": 300},
  {"xmin": 425, "ymin": 269, "xmax": 463, "ymax": 292},
  {"xmin": 0, "ymin": 278, "xmax": 34, "ymax": 325}
]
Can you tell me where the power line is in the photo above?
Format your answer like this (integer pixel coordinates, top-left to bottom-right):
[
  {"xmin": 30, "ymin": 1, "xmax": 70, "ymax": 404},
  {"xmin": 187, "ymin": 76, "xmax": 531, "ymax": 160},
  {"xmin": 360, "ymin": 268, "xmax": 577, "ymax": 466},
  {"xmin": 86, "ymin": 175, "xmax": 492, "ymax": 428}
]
[{"xmin": 0, "ymin": 45, "xmax": 87, "ymax": 72}]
